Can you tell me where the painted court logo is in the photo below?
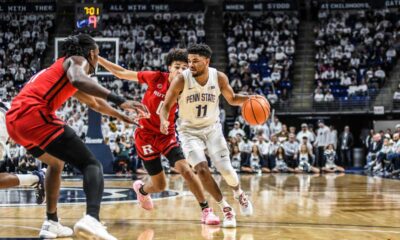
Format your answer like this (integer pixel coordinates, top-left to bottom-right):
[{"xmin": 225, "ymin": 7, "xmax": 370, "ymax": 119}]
[{"xmin": 0, "ymin": 187, "xmax": 179, "ymax": 207}]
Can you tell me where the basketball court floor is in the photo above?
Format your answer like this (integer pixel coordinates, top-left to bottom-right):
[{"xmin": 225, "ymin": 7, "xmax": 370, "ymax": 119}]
[{"xmin": 1, "ymin": 173, "xmax": 400, "ymax": 239}]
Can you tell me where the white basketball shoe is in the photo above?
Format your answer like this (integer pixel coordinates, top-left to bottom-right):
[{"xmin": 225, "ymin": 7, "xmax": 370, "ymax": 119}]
[
  {"xmin": 236, "ymin": 192, "xmax": 253, "ymax": 216},
  {"xmin": 39, "ymin": 220, "xmax": 73, "ymax": 239},
  {"xmin": 222, "ymin": 207, "xmax": 236, "ymax": 228},
  {"xmin": 74, "ymin": 215, "xmax": 117, "ymax": 240}
]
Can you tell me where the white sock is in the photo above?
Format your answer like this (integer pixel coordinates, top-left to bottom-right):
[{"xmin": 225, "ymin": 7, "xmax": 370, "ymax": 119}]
[
  {"xmin": 217, "ymin": 198, "xmax": 231, "ymax": 211},
  {"xmin": 16, "ymin": 174, "xmax": 39, "ymax": 186},
  {"xmin": 233, "ymin": 188, "xmax": 243, "ymax": 199}
]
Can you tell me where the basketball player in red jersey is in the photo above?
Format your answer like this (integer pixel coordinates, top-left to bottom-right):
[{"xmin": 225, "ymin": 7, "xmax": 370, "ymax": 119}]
[
  {"xmin": 6, "ymin": 34, "xmax": 148, "ymax": 240},
  {"xmin": 98, "ymin": 49, "xmax": 221, "ymax": 225},
  {"xmin": 0, "ymin": 101, "xmax": 46, "ymax": 204}
]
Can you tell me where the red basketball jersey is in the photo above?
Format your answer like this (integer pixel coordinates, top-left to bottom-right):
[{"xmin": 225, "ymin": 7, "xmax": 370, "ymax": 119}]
[
  {"xmin": 8, "ymin": 57, "xmax": 77, "ymax": 118},
  {"xmin": 137, "ymin": 71, "xmax": 176, "ymax": 134}
]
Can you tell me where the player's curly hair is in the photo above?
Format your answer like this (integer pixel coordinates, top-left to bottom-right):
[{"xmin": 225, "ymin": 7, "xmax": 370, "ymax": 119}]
[
  {"xmin": 166, "ymin": 49, "xmax": 188, "ymax": 66},
  {"xmin": 187, "ymin": 43, "xmax": 212, "ymax": 59},
  {"xmin": 61, "ymin": 33, "xmax": 97, "ymax": 58}
]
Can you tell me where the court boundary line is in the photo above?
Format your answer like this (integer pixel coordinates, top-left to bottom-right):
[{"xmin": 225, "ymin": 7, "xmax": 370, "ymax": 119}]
[{"xmin": 0, "ymin": 187, "xmax": 181, "ymax": 208}]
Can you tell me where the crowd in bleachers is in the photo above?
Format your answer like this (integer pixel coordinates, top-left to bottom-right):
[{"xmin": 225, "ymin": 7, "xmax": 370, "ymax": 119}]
[
  {"xmin": 314, "ymin": 9, "xmax": 400, "ymax": 104},
  {"xmin": 0, "ymin": 12, "xmax": 54, "ymax": 173},
  {"xmin": 223, "ymin": 12, "xmax": 299, "ymax": 105},
  {"xmin": 101, "ymin": 12, "xmax": 205, "ymax": 72},
  {"xmin": 0, "ymin": 13, "xmax": 54, "ymax": 102}
]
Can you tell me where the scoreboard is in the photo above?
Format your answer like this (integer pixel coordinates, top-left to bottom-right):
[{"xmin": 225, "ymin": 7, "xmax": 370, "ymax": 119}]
[{"xmin": 75, "ymin": 3, "xmax": 103, "ymax": 31}]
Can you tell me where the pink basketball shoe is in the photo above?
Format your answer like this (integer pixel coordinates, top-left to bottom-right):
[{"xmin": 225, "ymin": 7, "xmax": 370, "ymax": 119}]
[
  {"xmin": 132, "ymin": 180, "xmax": 153, "ymax": 210},
  {"xmin": 201, "ymin": 208, "xmax": 220, "ymax": 225}
]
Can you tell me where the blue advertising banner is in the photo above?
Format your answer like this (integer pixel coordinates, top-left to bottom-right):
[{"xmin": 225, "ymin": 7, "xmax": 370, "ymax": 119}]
[{"xmin": 86, "ymin": 109, "xmax": 114, "ymax": 174}]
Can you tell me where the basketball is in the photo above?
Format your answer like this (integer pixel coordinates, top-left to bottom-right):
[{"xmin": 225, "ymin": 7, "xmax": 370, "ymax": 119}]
[{"xmin": 242, "ymin": 95, "xmax": 271, "ymax": 126}]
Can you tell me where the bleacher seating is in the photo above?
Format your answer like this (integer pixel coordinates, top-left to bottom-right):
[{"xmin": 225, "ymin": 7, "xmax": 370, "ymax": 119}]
[
  {"xmin": 314, "ymin": 9, "xmax": 399, "ymax": 104},
  {"xmin": 223, "ymin": 12, "xmax": 299, "ymax": 105}
]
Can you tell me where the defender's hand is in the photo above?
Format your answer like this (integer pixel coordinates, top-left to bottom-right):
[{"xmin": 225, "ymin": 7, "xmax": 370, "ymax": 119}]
[{"xmin": 120, "ymin": 101, "xmax": 150, "ymax": 120}]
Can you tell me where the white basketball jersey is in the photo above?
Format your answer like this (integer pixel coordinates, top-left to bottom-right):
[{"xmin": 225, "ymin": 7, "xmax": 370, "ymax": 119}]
[{"xmin": 177, "ymin": 67, "xmax": 220, "ymax": 130}]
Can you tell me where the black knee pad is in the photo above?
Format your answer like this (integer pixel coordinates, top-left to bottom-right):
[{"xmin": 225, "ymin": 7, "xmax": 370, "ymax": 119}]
[
  {"xmin": 165, "ymin": 146, "xmax": 185, "ymax": 168},
  {"xmin": 141, "ymin": 157, "xmax": 163, "ymax": 176}
]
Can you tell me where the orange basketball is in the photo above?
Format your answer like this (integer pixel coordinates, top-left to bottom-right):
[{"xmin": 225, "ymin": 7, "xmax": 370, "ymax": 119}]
[{"xmin": 241, "ymin": 95, "xmax": 271, "ymax": 126}]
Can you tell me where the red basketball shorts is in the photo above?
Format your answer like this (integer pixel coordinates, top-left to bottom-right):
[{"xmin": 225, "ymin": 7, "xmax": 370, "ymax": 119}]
[
  {"xmin": 6, "ymin": 107, "xmax": 65, "ymax": 151},
  {"xmin": 134, "ymin": 130, "xmax": 179, "ymax": 161}
]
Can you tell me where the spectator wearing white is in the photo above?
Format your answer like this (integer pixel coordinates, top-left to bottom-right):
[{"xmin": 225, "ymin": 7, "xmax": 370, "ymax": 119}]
[
  {"xmin": 251, "ymin": 123, "xmax": 270, "ymax": 141},
  {"xmin": 283, "ymin": 134, "xmax": 299, "ymax": 168},
  {"xmin": 228, "ymin": 121, "xmax": 246, "ymax": 138},
  {"xmin": 314, "ymin": 120, "xmax": 330, "ymax": 167},
  {"xmin": 255, "ymin": 135, "xmax": 270, "ymax": 173},
  {"xmin": 238, "ymin": 136, "xmax": 253, "ymax": 172},
  {"xmin": 324, "ymin": 90, "xmax": 334, "ymax": 102},
  {"xmin": 350, "ymin": 54, "xmax": 360, "ymax": 68},
  {"xmin": 275, "ymin": 48, "xmax": 287, "ymax": 62},
  {"xmin": 270, "ymin": 68, "xmax": 281, "ymax": 83},
  {"xmin": 297, "ymin": 123, "xmax": 315, "ymax": 143},
  {"xmin": 374, "ymin": 67, "xmax": 386, "ymax": 82},
  {"xmin": 267, "ymin": 91, "xmax": 278, "ymax": 105},
  {"xmin": 268, "ymin": 135, "xmax": 280, "ymax": 156},
  {"xmin": 386, "ymin": 47, "xmax": 397, "ymax": 62},
  {"xmin": 340, "ymin": 74, "xmax": 352, "ymax": 86},
  {"xmin": 285, "ymin": 43, "xmax": 295, "ymax": 56},
  {"xmin": 314, "ymin": 88, "xmax": 324, "ymax": 102},
  {"xmin": 270, "ymin": 116, "xmax": 282, "ymax": 135},
  {"xmin": 238, "ymin": 136, "xmax": 253, "ymax": 154},
  {"xmin": 328, "ymin": 125, "xmax": 338, "ymax": 149}
]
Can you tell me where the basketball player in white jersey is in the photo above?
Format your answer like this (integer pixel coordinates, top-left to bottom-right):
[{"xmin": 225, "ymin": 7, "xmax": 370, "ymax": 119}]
[
  {"xmin": 0, "ymin": 101, "xmax": 46, "ymax": 203},
  {"xmin": 160, "ymin": 44, "xmax": 254, "ymax": 228}
]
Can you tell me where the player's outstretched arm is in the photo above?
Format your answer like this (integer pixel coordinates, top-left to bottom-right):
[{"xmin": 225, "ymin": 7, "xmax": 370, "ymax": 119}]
[
  {"xmin": 218, "ymin": 71, "xmax": 252, "ymax": 106},
  {"xmin": 65, "ymin": 55, "xmax": 146, "ymax": 113},
  {"xmin": 74, "ymin": 91, "xmax": 148, "ymax": 125},
  {"xmin": 160, "ymin": 74, "xmax": 185, "ymax": 135},
  {"xmin": 65, "ymin": 56, "xmax": 112, "ymax": 99},
  {"xmin": 98, "ymin": 56, "xmax": 138, "ymax": 81}
]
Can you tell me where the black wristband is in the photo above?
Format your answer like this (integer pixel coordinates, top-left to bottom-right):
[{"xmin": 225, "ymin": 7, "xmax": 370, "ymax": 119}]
[{"xmin": 107, "ymin": 92, "xmax": 126, "ymax": 106}]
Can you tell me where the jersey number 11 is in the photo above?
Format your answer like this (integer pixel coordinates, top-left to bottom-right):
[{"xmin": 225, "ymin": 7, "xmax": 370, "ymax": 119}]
[{"xmin": 196, "ymin": 104, "xmax": 208, "ymax": 118}]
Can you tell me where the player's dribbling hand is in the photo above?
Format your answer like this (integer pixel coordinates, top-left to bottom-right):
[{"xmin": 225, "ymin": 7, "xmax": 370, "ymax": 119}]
[{"xmin": 160, "ymin": 120, "xmax": 169, "ymax": 135}]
